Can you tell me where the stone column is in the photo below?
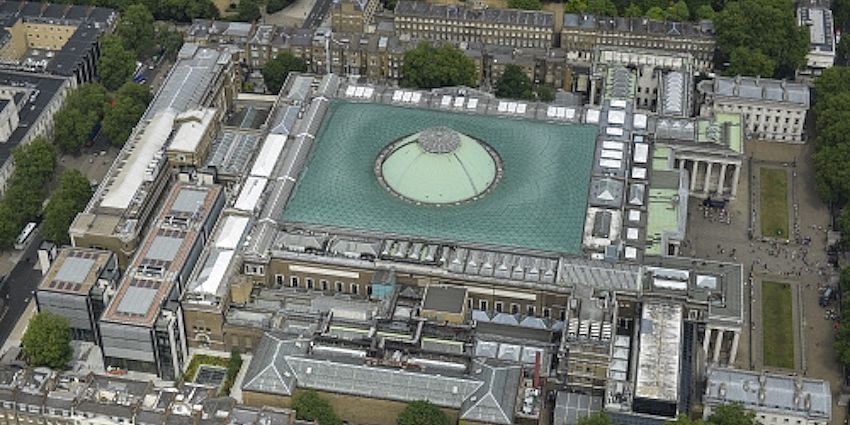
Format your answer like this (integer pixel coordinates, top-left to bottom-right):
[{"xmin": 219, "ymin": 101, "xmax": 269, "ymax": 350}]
[
  {"xmin": 719, "ymin": 163, "xmax": 728, "ymax": 196},
  {"xmin": 690, "ymin": 160, "xmax": 699, "ymax": 191},
  {"xmin": 731, "ymin": 164, "xmax": 741, "ymax": 197},
  {"xmin": 704, "ymin": 162, "xmax": 713, "ymax": 194},
  {"xmin": 713, "ymin": 328, "xmax": 724, "ymax": 363},
  {"xmin": 729, "ymin": 331, "xmax": 740, "ymax": 366},
  {"xmin": 703, "ymin": 327, "xmax": 712, "ymax": 355}
]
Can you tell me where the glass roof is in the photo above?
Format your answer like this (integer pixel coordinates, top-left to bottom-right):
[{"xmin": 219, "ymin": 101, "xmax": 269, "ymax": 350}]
[{"xmin": 281, "ymin": 101, "xmax": 597, "ymax": 254}]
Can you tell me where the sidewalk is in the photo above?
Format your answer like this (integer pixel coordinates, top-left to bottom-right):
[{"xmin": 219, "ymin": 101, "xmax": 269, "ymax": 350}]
[{"xmin": 0, "ymin": 298, "xmax": 35, "ymax": 355}]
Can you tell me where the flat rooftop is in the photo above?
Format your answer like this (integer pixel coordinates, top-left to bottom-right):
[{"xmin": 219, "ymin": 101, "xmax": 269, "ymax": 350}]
[
  {"xmin": 38, "ymin": 248, "xmax": 112, "ymax": 295},
  {"xmin": 281, "ymin": 101, "xmax": 597, "ymax": 254},
  {"xmin": 102, "ymin": 184, "xmax": 222, "ymax": 326},
  {"xmin": 635, "ymin": 302, "xmax": 682, "ymax": 403}
]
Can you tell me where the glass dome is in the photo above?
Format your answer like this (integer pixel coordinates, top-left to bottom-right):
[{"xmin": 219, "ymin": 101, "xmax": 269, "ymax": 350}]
[{"xmin": 375, "ymin": 127, "xmax": 503, "ymax": 205}]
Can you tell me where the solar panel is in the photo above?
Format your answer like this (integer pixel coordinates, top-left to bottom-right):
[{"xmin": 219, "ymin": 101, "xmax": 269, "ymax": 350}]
[
  {"xmin": 117, "ymin": 286, "xmax": 158, "ymax": 316},
  {"xmin": 54, "ymin": 257, "xmax": 95, "ymax": 284}
]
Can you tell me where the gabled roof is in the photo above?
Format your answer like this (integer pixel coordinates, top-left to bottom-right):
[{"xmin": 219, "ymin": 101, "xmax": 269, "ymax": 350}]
[
  {"xmin": 460, "ymin": 361, "xmax": 521, "ymax": 425},
  {"xmin": 241, "ymin": 334, "xmax": 306, "ymax": 395}
]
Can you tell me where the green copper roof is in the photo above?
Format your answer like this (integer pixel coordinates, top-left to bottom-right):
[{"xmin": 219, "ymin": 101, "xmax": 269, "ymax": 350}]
[
  {"xmin": 281, "ymin": 101, "xmax": 598, "ymax": 254},
  {"xmin": 378, "ymin": 127, "xmax": 502, "ymax": 205}
]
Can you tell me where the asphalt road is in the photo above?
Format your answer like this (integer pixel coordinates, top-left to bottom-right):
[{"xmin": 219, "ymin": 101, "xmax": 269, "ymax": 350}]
[
  {"xmin": 302, "ymin": 0, "xmax": 333, "ymax": 28},
  {"xmin": 0, "ymin": 232, "xmax": 44, "ymax": 347}
]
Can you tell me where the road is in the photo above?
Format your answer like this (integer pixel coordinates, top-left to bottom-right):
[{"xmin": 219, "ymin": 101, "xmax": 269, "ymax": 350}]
[
  {"xmin": 302, "ymin": 0, "xmax": 333, "ymax": 28},
  {"xmin": 0, "ymin": 232, "xmax": 44, "ymax": 347}
]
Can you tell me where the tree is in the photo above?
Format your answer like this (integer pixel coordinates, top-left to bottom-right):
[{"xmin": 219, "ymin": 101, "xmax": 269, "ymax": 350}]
[
  {"xmin": 564, "ymin": 0, "xmax": 619, "ymax": 14},
  {"xmin": 401, "ymin": 43, "xmax": 477, "ymax": 89},
  {"xmin": 646, "ymin": 5, "xmax": 666, "ymax": 19},
  {"xmin": 53, "ymin": 84, "xmax": 108, "ymax": 153},
  {"xmin": 116, "ymin": 4, "xmax": 155, "ymax": 56},
  {"xmin": 103, "ymin": 83, "xmax": 151, "ymax": 146},
  {"xmin": 624, "ymin": 2, "xmax": 642, "ymax": 16},
  {"xmin": 12, "ymin": 137, "xmax": 56, "ymax": 187},
  {"xmin": 21, "ymin": 312, "xmax": 72, "ymax": 369},
  {"xmin": 695, "ymin": 4, "xmax": 715, "ymax": 19},
  {"xmin": 564, "ymin": 0, "xmax": 589, "ymax": 12},
  {"xmin": 577, "ymin": 412, "xmax": 612, "ymax": 425},
  {"xmin": 266, "ymin": 0, "xmax": 292, "ymax": 13},
  {"xmin": 536, "ymin": 84, "xmax": 555, "ymax": 102},
  {"xmin": 236, "ymin": 0, "xmax": 261, "ymax": 21},
  {"xmin": 42, "ymin": 170, "xmax": 92, "ymax": 245},
  {"xmin": 98, "ymin": 35, "xmax": 136, "ymax": 91},
  {"xmin": 508, "ymin": 0, "xmax": 542, "ymax": 9},
  {"xmin": 727, "ymin": 46, "xmax": 776, "ymax": 77},
  {"xmin": 495, "ymin": 65, "xmax": 534, "ymax": 100},
  {"xmin": 155, "ymin": 23, "xmax": 184, "ymax": 58},
  {"xmin": 667, "ymin": 0, "xmax": 690, "ymax": 20},
  {"xmin": 714, "ymin": 0, "xmax": 809, "ymax": 78},
  {"xmin": 397, "ymin": 401, "xmax": 450, "ymax": 425},
  {"xmin": 706, "ymin": 403, "xmax": 758, "ymax": 425},
  {"xmin": 262, "ymin": 52, "xmax": 307, "ymax": 94},
  {"xmin": 813, "ymin": 142, "xmax": 850, "ymax": 204},
  {"xmin": 838, "ymin": 207, "xmax": 850, "ymax": 239},
  {"xmin": 291, "ymin": 390, "xmax": 342, "ymax": 425}
]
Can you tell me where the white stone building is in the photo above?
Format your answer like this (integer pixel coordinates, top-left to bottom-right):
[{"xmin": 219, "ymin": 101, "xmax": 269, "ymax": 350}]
[{"xmin": 697, "ymin": 76, "xmax": 810, "ymax": 143}]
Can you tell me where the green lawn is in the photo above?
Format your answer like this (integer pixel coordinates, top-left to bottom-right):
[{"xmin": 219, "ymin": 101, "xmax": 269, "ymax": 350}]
[
  {"xmin": 762, "ymin": 281, "xmax": 795, "ymax": 369},
  {"xmin": 759, "ymin": 168, "xmax": 789, "ymax": 238}
]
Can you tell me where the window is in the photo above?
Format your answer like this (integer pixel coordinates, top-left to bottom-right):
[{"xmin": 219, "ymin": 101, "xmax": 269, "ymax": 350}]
[
  {"xmin": 351, "ymin": 283, "xmax": 359, "ymax": 295},
  {"xmin": 335, "ymin": 281, "xmax": 344, "ymax": 292},
  {"xmin": 495, "ymin": 301, "xmax": 503, "ymax": 313},
  {"xmin": 479, "ymin": 299, "xmax": 488, "ymax": 311},
  {"xmin": 510, "ymin": 303, "xmax": 519, "ymax": 314},
  {"xmin": 290, "ymin": 276, "xmax": 299, "ymax": 288},
  {"xmin": 321, "ymin": 280, "xmax": 329, "ymax": 291},
  {"xmin": 542, "ymin": 307, "xmax": 551, "ymax": 319},
  {"xmin": 306, "ymin": 278, "xmax": 314, "ymax": 289},
  {"xmin": 527, "ymin": 305, "xmax": 536, "ymax": 316},
  {"xmin": 467, "ymin": 298, "xmax": 474, "ymax": 309},
  {"xmin": 559, "ymin": 310, "xmax": 566, "ymax": 321},
  {"xmin": 275, "ymin": 274, "xmax": 284, "ymax": 286},
  {"xmin": 367, "ymin": 285, "xmax": 373, "ymax": 296}
]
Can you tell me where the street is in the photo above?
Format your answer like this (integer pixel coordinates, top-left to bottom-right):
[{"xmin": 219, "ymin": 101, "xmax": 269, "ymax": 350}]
[
  {"xmin": 0, "ymin": 232, "xmax": 44, "ymax": 349},
  {"xmin": 302, "ymin": 0, "xmax": 333, "ymax": 28}
]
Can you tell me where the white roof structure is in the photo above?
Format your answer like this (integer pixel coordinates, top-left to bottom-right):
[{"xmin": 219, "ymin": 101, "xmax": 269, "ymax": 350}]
[
  {"xmin": 250, "ymin": 134, "xmax": 287, "ymax": 178},
  {"xmin": 101, "ymin": 110, "xmax": 176, "ymax": 210},
  {"xmin": 635, "ymin": 302, "xmax": 682, "ymax": 402},
  {"xmin": 234, "ymin": 177, "xmax": 268, "ymax": 212},
  {"xmin": 192, "ymin": 250, "xmax": 235, "ymax": 296},
  {"xmin": 704, "ymin": 367, "xmax": 831, "ymax": 422},
  {"xmin": 168, "ymin": 108, "xmax": 217, "ymax": 153},
  {"xmin": 215, "ymin": 215, "xmax": 250, "ymax": 249}
]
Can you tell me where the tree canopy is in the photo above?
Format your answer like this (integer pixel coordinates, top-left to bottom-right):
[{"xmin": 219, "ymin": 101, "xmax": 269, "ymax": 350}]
[
  {"xmin": 495, "ymin": 65, "xmax": 534, "ymax": 100},
  {"xmin": 53, "ymin": 84, "xmax": 108, "ymax": 154},
  {"xmin": 565, "ymin": 0, "xmax": 617, "ymax": 15},
  {"xmin": 508, "ymin": 0, "xmax": 542, "ymax": 9},
  {"xmin": 0, "ymin": 138, "xmax": 57, "ymax": 247},
  {"xmin": 236, "ymin": 0, "xmax": 262, "ymax": 21},
  {"xmin": 98, "ymin": 35, "xmax": 136, "ymax": 91},
  {"xmin": 42, "ymin": 170, "xmax": 93, "ymax": 245},
  {"xmin": 812, "ymin": 67, "xmax": 850, "ymax": 209},
  {"xmin": 156, "ymin": 23, "xmax": 185, "ymax": 59},
  {"xmin": 103, "ymin": 82, "xmax": 152, "ymax": 146},
  {"xmin": 267, "ymin": 0, "xmax": 293, "ymax": 13},
  {"xmin": 262, "ymin": 52, "xmax": 308, "ymax": 94},
  {"xmin": 666, "ymin": 0, "xmax": 690, "ymax": 20},
  {"xmin": 397, "ymin": 401, "xmax": 450, "ymax": 425},
  {"xmin": 22, "ymin": 312, "xmax": 72, "ymax": 369},
  {"xmin": 401, "ymin": 43, "xmax": 477, "ymax": 89},
  {"xmin": 291, "ymin": 390, "xmax": 341, "ymax": 425},
  {"xmin": 714, "ymin": 0, "xmax": 809, "ymax": 78},
  {"xmin": 116, "ymin": 4, "xmax": 155, "ymax": 57},
  {"xmin": 726, "ymin": 46, "xmax": 776, "ymax": 77},
  {"xmin": 645, "ymin": 5, "xmax": 665, "ymax": 19}
]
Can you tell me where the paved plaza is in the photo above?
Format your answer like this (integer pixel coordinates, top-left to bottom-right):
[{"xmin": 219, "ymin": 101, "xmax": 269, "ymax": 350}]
[{"xmin": 686, "ymin": 139, "xmax": 844, "ymax": 423}]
